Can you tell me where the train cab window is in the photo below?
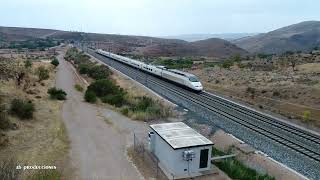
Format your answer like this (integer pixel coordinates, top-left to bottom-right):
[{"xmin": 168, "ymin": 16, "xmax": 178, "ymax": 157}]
[{"xmin": 189, "ymin": 76, "xmax": 199, "ymax": 82}]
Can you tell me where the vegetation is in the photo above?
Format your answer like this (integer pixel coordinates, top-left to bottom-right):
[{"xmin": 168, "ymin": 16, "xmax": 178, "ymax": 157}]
[
  {"xmin": 84, "ymin": 90, "xmax": 97, "ymax": 103},
  {"xmin": 24, "ymin": 59, "xmax": 33, "ymax": 68},
  {"xmin": 8, "ymin": 38, "xmax": 59, "ymax": 50},
  {"xmin": 27, "ymin": 169, "xmax": 62, "ymax": 180},
  {"xmin": 212, "ymin": 147, "xmax": 275, "ymax": 180},
  {"xmin": 74, "ymin": 84, "xmax": 84, "ymax": 92},
  {"xmin": 47, "ymin": 87, "xmax": 67, "ymax": 100},
  {"xmin": 10, "ymin": 98, "xmax": 35, "ymax": 119},
  {"xmin": 0, "ymin": 158, "xmax": 20, "ymax": 180},
  {"xmin": 36, "ymin": 66, "xmax": 50, "ymax": 81},
  {"xmin": 220, "ymin": 59, "xmax": 234, "ymax": 69},
  {"xmin": 0, "ymin": 100, "xmax": 10, "ymax": 130},
  {"xmin": 87, "ymin": 65, "xmax": 112, "ymax": 80},
  {"xmin": 303, "ymin": 110, "xmax": 311, "ymax": 122},
  {"xmin": 153, "ymin": 58, "xmax": 193, "ymax": 69},
  {"xmin": 51, "ymin": 58, "xmax": 59, "ymax": 67}
]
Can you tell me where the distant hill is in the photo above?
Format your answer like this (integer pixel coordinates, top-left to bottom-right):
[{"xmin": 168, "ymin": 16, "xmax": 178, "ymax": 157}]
[
  {"xmin": 161, "ymin": 33, "xmax": 257, "ymax": 42},
  {"xmin": 137, "ymin": 38, "xmax": 248, "ymax": 58},
  {"xmin": 0, "ymin": 26, "xmax": 247, "ymax": 58},
  {"xmin": 234, "ymin": 21, "xmax": 320, "ymax": 54}
]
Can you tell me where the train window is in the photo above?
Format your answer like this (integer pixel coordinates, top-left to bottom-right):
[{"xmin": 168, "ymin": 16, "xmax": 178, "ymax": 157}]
[{"xmin": 189, "ymin": 76, "xmax": 199, "ymax": 82}]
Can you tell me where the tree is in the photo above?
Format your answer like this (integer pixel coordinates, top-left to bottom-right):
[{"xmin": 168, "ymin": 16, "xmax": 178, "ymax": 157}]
[
  {"xmin": 84, "ymin": 90, "xmax": 97, "ymax": 103},
  {"xmin": 24, "ymin": 59, "xmax": 32, "ymax": 68},
  {"xmin": 288, "ymin": 58, "xmax": 297, "ymax": 71},
  {"xmin": 51, "ymin": 58, "xmax": 59, "ymax": 67},
  {"xmin": 37, "ymin": 66, "xmax": 49, "ymax": 81}
]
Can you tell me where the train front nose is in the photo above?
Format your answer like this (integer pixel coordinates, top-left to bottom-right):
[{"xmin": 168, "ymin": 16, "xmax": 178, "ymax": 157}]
[{"xmin": 192, "ymin": 82, "xmax": 203, "ymax": 91}]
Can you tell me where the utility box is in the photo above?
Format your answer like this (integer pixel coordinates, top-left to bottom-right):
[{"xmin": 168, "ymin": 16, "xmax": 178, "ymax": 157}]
[{"xmin": 148, "ymin": 122, "xmax": 214, "ymax": 179}]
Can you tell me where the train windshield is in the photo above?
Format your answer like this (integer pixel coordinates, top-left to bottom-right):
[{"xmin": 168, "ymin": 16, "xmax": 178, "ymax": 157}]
[{"xmin": 189, "ymin": 76, "xmax": 199, "ymax": 82}]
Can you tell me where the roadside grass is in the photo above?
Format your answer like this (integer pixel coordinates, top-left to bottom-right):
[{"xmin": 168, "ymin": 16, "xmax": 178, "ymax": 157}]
[
  {"xmin": 212, "ymin": 147, "xmax": 275, "ymax": 180},
  {"xmin": 74, "ymin": 84, "xmax": 84, "ymax": 92}
]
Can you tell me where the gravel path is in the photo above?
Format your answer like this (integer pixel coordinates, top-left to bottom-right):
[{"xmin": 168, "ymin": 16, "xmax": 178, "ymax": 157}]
[{"xmin": 55, "ymin": 48, "xmax": 146, "ymax": 180}]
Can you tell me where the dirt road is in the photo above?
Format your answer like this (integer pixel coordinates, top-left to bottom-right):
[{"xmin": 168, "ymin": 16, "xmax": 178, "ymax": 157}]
[{"xmin": 55, "ymin": 48, "xmax": 146, "ymax": 179}]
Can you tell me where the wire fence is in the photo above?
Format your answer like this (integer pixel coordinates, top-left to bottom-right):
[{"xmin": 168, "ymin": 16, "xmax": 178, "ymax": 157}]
[{"xmin": 133, "ymin": 133, "xmax": 174, "ymax": 180}]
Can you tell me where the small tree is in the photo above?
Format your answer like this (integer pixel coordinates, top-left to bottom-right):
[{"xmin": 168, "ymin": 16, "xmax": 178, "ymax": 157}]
[
  {"xmin": 24, "ymin": 59, "xmax": 32, "ymax": 68},
  {"xmin": 303, "ymin": 111, "xmax": 311, "ymax": 122},
  {"xmin": 51, "ymin": 58, "xmax": 59, "ymax": 67},
  {"xmin": 37, "ymin": 66, "xmax": 49, "ymax": 81},
  {"xmin": 47, "ymin": 87, "xmax": 67, "ymax": 100},
  {"xmin": 10, "ymin": 99, "xmax": 35, "ymax": 119},
  {"xmin": 84, "ymin": 90, "xmax": 97, "ymax": 103}
]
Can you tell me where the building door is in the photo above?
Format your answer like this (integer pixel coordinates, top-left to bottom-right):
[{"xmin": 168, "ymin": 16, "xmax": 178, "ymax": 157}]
[{"xmin": 199, "ymin": 149, "xmax": 209, "ymax": 168}]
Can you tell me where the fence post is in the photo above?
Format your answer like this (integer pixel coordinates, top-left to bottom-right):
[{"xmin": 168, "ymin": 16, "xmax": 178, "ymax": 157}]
[{"xmin": 133, "ymin": 133, "xmax": 136, "ymax": 151}]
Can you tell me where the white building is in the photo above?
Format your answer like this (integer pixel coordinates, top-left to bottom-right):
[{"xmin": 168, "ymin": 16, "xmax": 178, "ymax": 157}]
[{"xmin": 148, "ymin": 122, "xmax": 214, "ymax": 179}]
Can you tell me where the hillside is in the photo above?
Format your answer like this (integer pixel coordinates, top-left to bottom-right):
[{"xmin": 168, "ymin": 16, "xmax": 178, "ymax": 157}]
[
  {"xmin": 0, "ymin": 26, "xmax": 247, "ymax": 58},
  {"xmin": 161, "ymin": 33, "xmax": 257, "ymax": 42},
  {"xmin": 234, "ymin": 21, "xmax": 320, "ymax": 54}
]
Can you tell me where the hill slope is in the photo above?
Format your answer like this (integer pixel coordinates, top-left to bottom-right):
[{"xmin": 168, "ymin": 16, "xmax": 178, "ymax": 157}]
[
  {"xmin": 0, "ymin": 26, "xmax": 247, "ymax": 58},
  {"xmin": 234, "ymin": 21, "xmax": 320, "ymax": 54}
]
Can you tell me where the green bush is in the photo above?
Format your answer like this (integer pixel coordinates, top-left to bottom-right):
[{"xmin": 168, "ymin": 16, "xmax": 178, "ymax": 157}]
[
  {"xmin": 0, "ymin": 157, "xmax": 20, "ymax": 180},
  {"xmin": 24, "ymin": 59, "xmax": 32, "ymax": 68},
  {"xmin": 221, "ymin": 60, "xmax": 234, "ymax": 69},
  {"xmin": 84, "ymin": 90, "xmax": 97, "ymax": 103},
  {"xmin": 51, "ymin": 58, "xmax": 59, "ymax": 67},
  {"xmin": 47, "ymin": 87, "xmax": 67, "ymax": 100},
  {"xmin": 37, "ymin": 66, "xmax": 50, "ymax": 81},
  {"xmin": 303, "ymin": 110, "xmax": 311, "ymax": 122},
  {"xmin": 10, "ymin": 99, "xmax": 35, "ymax": 119},
  {"xmin": 74, "ymin": 84, "xmax": 84, "ymax": 92},
  {"xmin": 78, "ymin": 63, "xmax": 93, "ymax": 74},
  {"xmin": 101, "ymin": 93, "xmax": 125, "ymax": 107},
  {"xmin": 87, "ymin": 79, "xmax": 120, "ymax": 97},
  {"xmin": 120, "ymin": 107, "xmax": 129, "ymax": 116},
  {"xmin": 88, "ymin": 65, "xmax": 112, "ymax": 80}
]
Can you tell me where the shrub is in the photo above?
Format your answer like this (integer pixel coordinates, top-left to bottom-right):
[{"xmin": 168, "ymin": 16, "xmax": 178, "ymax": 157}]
[
  {"xmin": 221, "ymin": 60, "xmax": 234, "ymax": 69},
  {"xmin": 36, "ymin": 66, "xmax": 50, "ymax": 81},
  {"xmin": 101, "ymin": 93, "xmax": 125, "ymax": 107},
  {"xmin": 24, "ymin": 59, "xmax": 32, "ymax": 68},
  {"xmin": 51, "ymin": 58, "xmax": 59, "ymax": 67},
  {"xmin": 47, "ymin": 87, "xmax": 67, "ymax": 100},
  {"xmin": 10, "ymin": 98, "xmax": 35, "ymax": 119},
  {"xmin": 78, "ymin": 63, "xmax": 93, "ymax": 74},
  {"xmin": 121, "ymin": 107, "xmax": 129, "ymax": 116},
  {"xmin": 84, "ymin": 90, "xmax": 97, "ymax": 103},
  {"xmin": 88, "ymin": 65, "xmax": 112, "ymax": 80},
  {"xmin": 74, "ymin": 84, "xmax": 84, "ymax": 92},
  {"xmin": 0, "ymin": 104, "xmax": 10, "ymax": 130},
  {"xmin": 87, "ymin": 79, "xmax": 119, "ymax": 97},
  {"xmin": 303, "ymin": 110, "xmax": 311, "ymax": 122}
]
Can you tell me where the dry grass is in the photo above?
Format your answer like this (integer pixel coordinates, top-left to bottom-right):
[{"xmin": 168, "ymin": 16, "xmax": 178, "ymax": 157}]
[
  {"xmin": 190, "ymin": 62, "xmax": 320, "ymax": 128},
  {"xmin": 0, "ymin": 60, "xmax": 69, "ymax": 179}
]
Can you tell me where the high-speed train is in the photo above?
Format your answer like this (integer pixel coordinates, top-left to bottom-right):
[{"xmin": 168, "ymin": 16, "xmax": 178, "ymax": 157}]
[{"xmin": 96, "ymin": 49, "xmax": 203, "ymax": 91}]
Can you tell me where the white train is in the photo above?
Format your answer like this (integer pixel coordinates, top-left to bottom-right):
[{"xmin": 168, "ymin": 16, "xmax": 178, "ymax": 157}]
[{"xmin": 95, "ymin": 49, "xmax": 203, "ymax": 91}]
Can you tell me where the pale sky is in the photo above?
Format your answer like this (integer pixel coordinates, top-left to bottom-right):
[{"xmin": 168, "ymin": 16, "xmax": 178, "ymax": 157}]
[{"xmin": 1, "ymin": 0, "xmax": 319, "ymax": 36}]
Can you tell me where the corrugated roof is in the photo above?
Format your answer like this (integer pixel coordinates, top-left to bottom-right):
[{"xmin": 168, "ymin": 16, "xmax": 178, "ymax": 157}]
[{"xmin": 150, "ymin": 122, "xmax": 213, "ymax": 149}]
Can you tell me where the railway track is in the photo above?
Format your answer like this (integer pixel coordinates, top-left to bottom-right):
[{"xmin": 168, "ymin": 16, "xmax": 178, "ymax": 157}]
[{"xmin": 87, "ymin": 48, "xmax": 320, "ymax": 163}]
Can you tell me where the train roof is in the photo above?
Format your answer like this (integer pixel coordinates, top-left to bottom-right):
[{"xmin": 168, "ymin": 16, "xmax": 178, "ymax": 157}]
[{"xmin": 167, "ymin": 69, "xmax": 197, "ymax": 78}]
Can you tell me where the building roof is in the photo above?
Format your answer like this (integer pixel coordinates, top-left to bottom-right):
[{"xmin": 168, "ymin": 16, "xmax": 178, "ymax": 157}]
[{"xmin": 150, "ymin": 122, "xmax": 213, "ymax": 150}]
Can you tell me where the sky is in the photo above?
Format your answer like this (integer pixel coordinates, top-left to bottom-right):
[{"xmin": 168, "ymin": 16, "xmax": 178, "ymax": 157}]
[{"xmin": 0, "ymin": 0, "xmax": 319, "ymax": 36}]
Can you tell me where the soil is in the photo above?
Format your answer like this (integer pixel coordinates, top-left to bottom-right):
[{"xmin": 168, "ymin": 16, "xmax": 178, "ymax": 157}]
[{"xmin": 56, "ymin": 47, "xmax": 148, "ymax": 179}]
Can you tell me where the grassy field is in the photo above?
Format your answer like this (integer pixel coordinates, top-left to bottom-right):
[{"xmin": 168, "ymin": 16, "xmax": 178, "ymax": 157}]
[{"xmin": 0, "ymin": 59, "xmax": 69, "ymax": 179}]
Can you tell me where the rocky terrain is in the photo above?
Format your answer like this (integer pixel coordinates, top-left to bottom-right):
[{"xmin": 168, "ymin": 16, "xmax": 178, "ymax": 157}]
[{"xmin": 234, "ymin": 21, "xmax": 320, "ymax": 54}]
